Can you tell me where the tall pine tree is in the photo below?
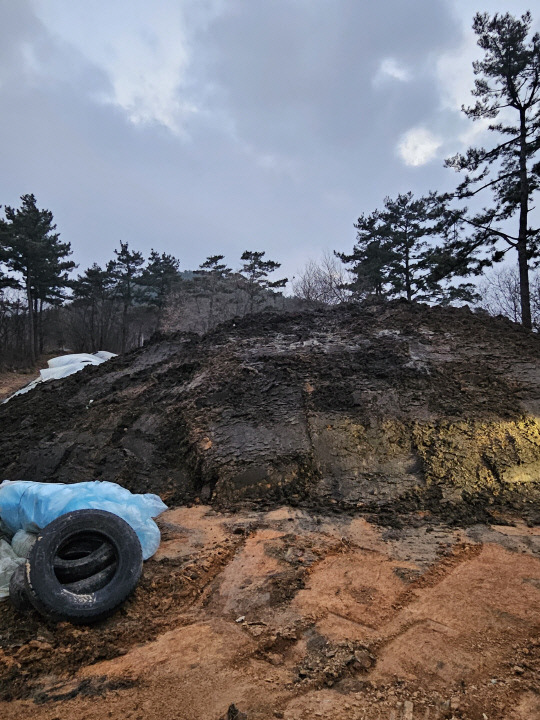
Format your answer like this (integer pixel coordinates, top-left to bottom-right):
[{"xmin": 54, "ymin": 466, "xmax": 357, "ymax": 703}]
[
  {"xmin": 193, "ymin": 255, "xmax": 232, "ymax": 330},
  {"xmin": 0, "ymin": 194, "xmax": 74, "ymax": 361},
  {"xmin": 109, "ymin": 241, "xmax": 145, "ymax": 353},
  {"xmin": 338, "ymin": 192, "xmax": 477, "ymax": 303},
  {"xmin": 139, "ymin": 250, "xmax": 181, "ymax": 330},
  {"xmin": 445, "ymin": 12, "xmax": 540, "ymax": 328},
  {"xmin": 239, "ymin": 251, "xmax": 287, "ymax": 315}
]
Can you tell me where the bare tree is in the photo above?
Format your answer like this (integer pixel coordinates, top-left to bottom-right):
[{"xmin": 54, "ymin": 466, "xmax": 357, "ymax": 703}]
[
  {"xmin": 477, "ymin": 267, "xmax": 540, "ymax": 328},
  {"xmin": 293, "ymin": 252, "xmax": 352, "ymax": 305}
]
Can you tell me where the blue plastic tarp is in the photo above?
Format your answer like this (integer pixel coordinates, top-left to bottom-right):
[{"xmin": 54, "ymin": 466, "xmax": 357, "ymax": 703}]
[{"xmin": 0, "ymin": 480, "xmax": 167, "ymax": 560}]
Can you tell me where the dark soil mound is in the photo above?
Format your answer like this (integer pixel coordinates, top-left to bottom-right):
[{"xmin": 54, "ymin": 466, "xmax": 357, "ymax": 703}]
[{"xmin": 1, "ymin": 301, "xmax": 540, "ymax": 522}]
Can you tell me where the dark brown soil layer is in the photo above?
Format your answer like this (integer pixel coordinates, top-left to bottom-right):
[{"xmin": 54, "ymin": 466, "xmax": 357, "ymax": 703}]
[{"xmin": 1, "ymin": 301, "xmax": 540, "ymax": 522}]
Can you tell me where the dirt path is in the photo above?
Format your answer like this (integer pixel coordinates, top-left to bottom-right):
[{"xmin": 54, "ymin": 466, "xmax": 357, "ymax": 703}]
[{"xmin": 1, "ymin": 505, "xmax": 538, "ymax": 719}]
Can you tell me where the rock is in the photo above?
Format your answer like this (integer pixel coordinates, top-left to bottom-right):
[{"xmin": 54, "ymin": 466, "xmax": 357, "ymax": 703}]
[
  {"xmin": 219, "ymin": 705, "xmax": 247, "ymax": 720},
  {"xmin": 353, "ymin": 649, "xmax": 373, "ymax": 670},
  {"xmin": 403, "ymin": 701, "xmax": 414, "ymax": 720}
]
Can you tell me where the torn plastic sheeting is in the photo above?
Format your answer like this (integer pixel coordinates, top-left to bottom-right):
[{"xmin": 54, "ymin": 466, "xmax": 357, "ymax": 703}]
[
  {"xmin": 47, "ymin": 353, "xmax": 105, "ymax": 369},
  {"xmin": 11, "ymin": 529, "xmax": 37, "ymax": 558},
  {"xmin": 40, "ymin": 359, "xmax": 102, "ymax": 382},
  {"xmin": 0, "ymin": 480, "xmax": 168, "ymax": 560},
  {"xmin": 3, "ymin": 350, "xmax": 117, "ymax": 403},
  {"xmin": 0, "ymin": 539, "xmax": 24, "ymax": 600}
]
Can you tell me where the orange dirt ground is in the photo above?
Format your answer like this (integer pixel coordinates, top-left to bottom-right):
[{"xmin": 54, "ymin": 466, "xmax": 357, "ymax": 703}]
[{"xmin": 1, "ymin": 504, "xmax": 538, "ymax": 720}]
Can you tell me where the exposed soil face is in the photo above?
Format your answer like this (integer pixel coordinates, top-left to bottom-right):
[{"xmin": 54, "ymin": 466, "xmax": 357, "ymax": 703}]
[
  {"xmin": 0, "ymin": 506, "xmax": 538, "ymax": 719},
  {"xmin": 1, "ymin": 301, "xmax": 540, "ymax": 522}
]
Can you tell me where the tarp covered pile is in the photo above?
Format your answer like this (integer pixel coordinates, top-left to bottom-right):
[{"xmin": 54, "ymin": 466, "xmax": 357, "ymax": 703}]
[{"xmin": 4, "ymin": 351, "xmax": 117, "ymax": 403}]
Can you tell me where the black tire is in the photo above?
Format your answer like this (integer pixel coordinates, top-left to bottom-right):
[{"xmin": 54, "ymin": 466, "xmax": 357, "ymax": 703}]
[
  {"xmin": 55, "ymin": 536, "xmax": 102, "ymax": 559},
  {"xmin": 63, "ymin": 561, "xmax": 118, "ymax": 594},
  {"xmin": 25, "ymin": 510, "xmax": 143, "ymax": 624},
  {"xmin": 9, "ymin": 565, "xmax": 33, "ymax": 613},
  {"xmin": 54, "ymin": 542, "xmax": 116, "ymax": 583}
]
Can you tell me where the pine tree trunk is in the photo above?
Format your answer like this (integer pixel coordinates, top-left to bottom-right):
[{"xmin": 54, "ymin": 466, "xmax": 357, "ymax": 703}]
[
  {"xmin": 405, "ymin": 243, "xmax": 412, "ymax": 302},
  {"xmin": 38, "ymin": 298, "xmax": 44, "ymax": 354},
  {"xmin": 518, "ymin": 109, "xmax": 532, "ymax": 330},
  {"xmin": 26, "ymin": 280, "xmax": 36, "ymax": 364},
  {"xmin": 121, "ymin": 302, "xmax": 128, "ymax": 354},
  {"xmin": 33, "ymin": 298, "xmax": 39, "ymax": 359}
]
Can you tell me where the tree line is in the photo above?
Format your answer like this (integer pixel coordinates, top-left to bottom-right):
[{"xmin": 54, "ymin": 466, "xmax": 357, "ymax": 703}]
[
  {"xmin": 1, "ymin": 11, "xmax": 539, "ymax": 366},
  {"xmin": 0, "ymin": 202, "xmax": 290, "ymax": 365}
]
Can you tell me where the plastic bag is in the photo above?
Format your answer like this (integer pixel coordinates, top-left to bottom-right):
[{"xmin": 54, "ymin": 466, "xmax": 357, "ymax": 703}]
[
  {"xmin": 0, "ymin": 539, "xmax": 24, "ymax": 600},
  {"xmin": 11, "ymin": 529, "xmax": 37, "ymax": 558},
  {"xmin": 0, "ymin": 480, "xmax": 167, "ymax": 560}
]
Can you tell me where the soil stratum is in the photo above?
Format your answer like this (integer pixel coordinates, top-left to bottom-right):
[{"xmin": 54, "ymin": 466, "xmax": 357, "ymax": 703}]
[{"xmin": 0, "ymin": 301, "xmax": 539, "ymax": 719}]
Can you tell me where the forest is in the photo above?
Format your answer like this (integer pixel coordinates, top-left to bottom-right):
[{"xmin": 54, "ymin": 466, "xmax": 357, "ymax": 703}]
[{"xmin": 0, "ymin": 10, "xmax": 539, "ymax": 367}]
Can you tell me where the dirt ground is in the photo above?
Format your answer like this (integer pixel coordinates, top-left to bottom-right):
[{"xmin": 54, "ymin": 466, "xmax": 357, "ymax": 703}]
[
  {"xmin": 0, "ymin": 370, "xmax": 39, "ymax": 402},
  {"xmin": 0, "ymin": 504, "xmax": 538, "ymax": 720}
]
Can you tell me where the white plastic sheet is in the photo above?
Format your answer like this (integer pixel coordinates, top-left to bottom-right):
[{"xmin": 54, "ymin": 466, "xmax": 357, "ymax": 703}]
[
  {"xmin": 3, "ymin": 351, "xmax": 117, "ymax": 402},
  {"xmin": 47, "ymin": 354, "xmax": 103, "ymax": 369},
  {"xmin": 0, "ymin": 480, "xmax": 167, "ymax": 560}
]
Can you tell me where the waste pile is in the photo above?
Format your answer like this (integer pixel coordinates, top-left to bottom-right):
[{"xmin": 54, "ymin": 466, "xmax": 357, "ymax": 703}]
[
  {"xmin": 0, "ymin": 301, "xmax": 539, "ymax": 522},
  {"xmin": 0, "ymin": 480, "xmax": 166, "ymax": 622}
]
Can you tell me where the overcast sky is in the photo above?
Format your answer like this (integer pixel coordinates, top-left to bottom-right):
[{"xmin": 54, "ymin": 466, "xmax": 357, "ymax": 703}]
[{"xmin": 0, "ymin": 0, "xmax": 537, "ymax": 286}]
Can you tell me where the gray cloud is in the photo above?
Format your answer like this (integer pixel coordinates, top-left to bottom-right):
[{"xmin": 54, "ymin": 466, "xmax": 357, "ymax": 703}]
[{"xmin": 1, "ymin": 0, "xmax": 529, "ymax": 285}]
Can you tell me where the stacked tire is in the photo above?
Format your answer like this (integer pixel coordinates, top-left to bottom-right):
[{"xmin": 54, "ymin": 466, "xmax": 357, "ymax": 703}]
[{"xmin": 10, "ymin": 510, "xmax": 143, "ymax": 624}]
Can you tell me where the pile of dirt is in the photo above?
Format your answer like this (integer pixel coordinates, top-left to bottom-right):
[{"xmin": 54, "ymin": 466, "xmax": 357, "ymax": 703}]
[{"xmin": 1, "ymin": 301, "xmax": 540, "ymax": 522}]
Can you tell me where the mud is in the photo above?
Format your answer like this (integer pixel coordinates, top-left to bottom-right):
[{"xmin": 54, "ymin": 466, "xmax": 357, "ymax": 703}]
[
  {"xmin": 0, "ymin": 505, "xmax": 538, "ymax": 719},
  {"xmin": 0, "ymin": 302, "xmax": 539, "ymax": 523}
]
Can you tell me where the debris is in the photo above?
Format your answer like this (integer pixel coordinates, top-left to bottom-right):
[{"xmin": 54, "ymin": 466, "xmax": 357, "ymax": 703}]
[
  {"xmin": 219, "ymin": 704, "xmax": 247, "ymax": 720},
  {"xmin": 22, "ymin": 510, "xmax": 143, "ymax": 623},
  {"xmin": 0, "ymin": 538, "xmax": 24, "ymax": 599},
  {"xmin": 0, "ymin": 479, "xmax": 167, "ymax": 560},
  {"xmin": 3, "ymin": 351, "xmax": 117, "ymax": 402},
  {"xmin": 11, "ymin": 529, "xmax": 37, "ymax": 558}
]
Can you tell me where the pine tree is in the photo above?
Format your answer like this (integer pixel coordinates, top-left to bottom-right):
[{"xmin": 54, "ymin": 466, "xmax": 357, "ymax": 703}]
[
  {"xmin": 0, "ymin": 194, "xmax": 74, "ymax": 361},
  {"xmin": 193, "ymin": 255, "xmax": 232, "ymax": 330},
  {"xmin": 239, "ymin": 251, "xmax": 287, "ymax": 314},
  {"xmin": 445, "ymin": 12, "xmax": 540, "ymax": 328},
  {"xmin": 139, "ymin": 250, "xmax": 181, "ymax": 330},
  {"xmin": 338, "ymin": 192, "xmax": 477, "ymax": 303},
  {"xmin": 109, "ymin": 241, "xmax": 145, "ymax": 353},
  {"xmin": 71, "ymin": 264, "xmax": 116, "ymax": 351},
  {"xmin": 336, "ymin": 210, "xmax": 394, "ymax": 298}
]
